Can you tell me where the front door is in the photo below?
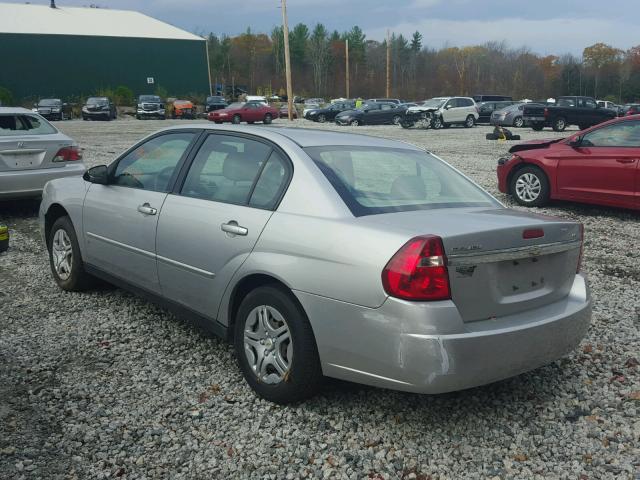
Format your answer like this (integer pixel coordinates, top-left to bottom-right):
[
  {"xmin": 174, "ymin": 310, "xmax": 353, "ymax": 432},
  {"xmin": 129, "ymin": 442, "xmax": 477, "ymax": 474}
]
[
  {"xmin": 83, "ymin": 131, "xmax": 198, "ymax": 293},
  {"xmin": 556, "ymin": 120, "xmax": 640, "ymax": 208},
  {"xmin": 156, "ymin": 133, "xmax": 291, "ymax": 319}
]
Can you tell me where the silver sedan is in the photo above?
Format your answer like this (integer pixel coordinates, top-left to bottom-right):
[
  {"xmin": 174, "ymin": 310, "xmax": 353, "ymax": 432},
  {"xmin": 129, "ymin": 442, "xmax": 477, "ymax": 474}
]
[
  {"xmin": 39, "ymin": 125, "xmax": 591, "ymax": 403},
  {"xmin": 490, "ymin": 102, "xmax": 542, "ymax": 128},
  {"xmin": 0, "ymin": 107, "xmax": 85, "ymax": 199}
]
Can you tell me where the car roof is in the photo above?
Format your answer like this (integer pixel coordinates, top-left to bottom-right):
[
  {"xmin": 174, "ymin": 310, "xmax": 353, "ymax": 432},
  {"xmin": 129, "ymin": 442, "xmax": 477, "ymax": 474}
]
[
  {"xmin": 158, "ymin": 124, "xmax": 423, "ymax": 150},
  {"xmin": 0, "ymin": 107, "xmax": 36, "ymax": 114}
]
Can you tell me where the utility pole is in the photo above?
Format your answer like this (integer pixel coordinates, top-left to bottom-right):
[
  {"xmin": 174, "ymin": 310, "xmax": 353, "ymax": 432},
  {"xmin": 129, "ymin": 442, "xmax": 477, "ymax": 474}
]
[
  {"xmin": 345, "ymin": 39, "xmax": 350, "ymax": 98},
  {"xmin": 281, "ymin": 0, "xmax": 294, "ymax": 121},
  {"xmin": 386, "ymin": 29, "xmax": 391, "ymax": 98}
]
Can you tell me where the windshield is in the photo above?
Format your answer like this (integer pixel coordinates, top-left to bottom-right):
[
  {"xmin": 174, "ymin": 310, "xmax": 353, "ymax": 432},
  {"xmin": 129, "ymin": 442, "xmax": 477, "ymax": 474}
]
[
  {"xmin": 305, "ymin": 146, "xmax": 497, "ymax": 216},
  {"xmin": 139, "ymin": 95, "xmax": 161, "ymax": 103},
  {"xmin": 420, "ymin": 98, "xmax": 447, "ymax": 108},
  {"xmin": 38, "ymin": 99, "xmax": 61, "ymax": 106},
  {"xmin": 86, "ymin": 97, "xmax": 108, "ymax": 105}
]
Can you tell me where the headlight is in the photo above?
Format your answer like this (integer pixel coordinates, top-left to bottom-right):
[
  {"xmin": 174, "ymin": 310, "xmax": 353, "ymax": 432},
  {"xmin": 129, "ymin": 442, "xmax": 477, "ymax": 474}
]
[{"xmin": 137, "ymin": 104, "xmax": 143, "ymax": 108}]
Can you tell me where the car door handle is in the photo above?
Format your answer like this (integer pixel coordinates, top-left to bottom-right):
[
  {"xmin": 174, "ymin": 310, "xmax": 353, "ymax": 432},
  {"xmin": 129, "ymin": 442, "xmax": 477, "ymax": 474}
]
[
  {"xmin": 137, "ymin": 203, "xmax": 157, "ymax": 215},
  {"xmin": 616, "ymin": 158, "xmax": 637, "ymax": 164},
  {"xmin": 221, "ymin": 221, "xmax": 248, "ymax": 236}
]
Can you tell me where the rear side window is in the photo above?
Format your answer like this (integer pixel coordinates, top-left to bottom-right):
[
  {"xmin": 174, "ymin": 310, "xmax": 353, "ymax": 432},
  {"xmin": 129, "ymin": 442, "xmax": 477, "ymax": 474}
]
[
  {"xmin": 557, "ymin": 98, "xmax": 576, "ymax": 107},
  {"xmin": 460, "ymin": 98, "xmax": 474, "ymax": 107},
  {"xmin": 0, "ymin": 115, "xmax": 56, "ymax": 136},
  {"xmin": 305, "ymin": 146, "xmax": 497, "ymax": 216},
  {"xmin": 181, "ymin": 134, "xmax": 273, "ymax": 206}
]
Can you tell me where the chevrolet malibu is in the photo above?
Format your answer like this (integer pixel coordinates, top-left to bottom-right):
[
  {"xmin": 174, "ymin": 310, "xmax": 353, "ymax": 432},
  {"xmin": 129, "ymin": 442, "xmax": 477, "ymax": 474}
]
[
  {"xmin": 39, "ymin": 125, "xmax": 591, "ymax": 403},
  {"xmin": 1, "ymin": 107, "xmax": 85, "ymax": 199}
]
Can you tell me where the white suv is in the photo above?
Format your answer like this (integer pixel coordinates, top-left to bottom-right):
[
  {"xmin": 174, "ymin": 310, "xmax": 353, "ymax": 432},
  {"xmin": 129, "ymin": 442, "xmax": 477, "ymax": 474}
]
[{"xmin": 406, "ymin": 97, "xmax": 478, "ymax": 129}]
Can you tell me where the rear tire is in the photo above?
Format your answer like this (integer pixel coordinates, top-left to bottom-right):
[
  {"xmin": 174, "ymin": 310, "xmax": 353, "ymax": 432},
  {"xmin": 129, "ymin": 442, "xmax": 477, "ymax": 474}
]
[
  {"xmin": 464, "ymin": 115, "xmax": 475, "ymax": 128},
  {"xmin": 513, "ymin": 116, "xmax": 524, "ymax": 128},
  {"xmin": 317, "ymin": 114, "xmax": 326, "ymax": 123},
  {"xmin": 552, "ymin": 117, "xmax": 567, "ymax": 132},
  {"xmin": 349, "ymin": 119, "xmax": 360, "ymax": 126},
  {"xmin": 232, "ymin": 114, "xmax": 242, "ymax": 124},
  {"xmin": 48, "ymin": 216, "xmax": 95, "ymax": 291},
  {"xmin": 234, "ymin": 285, "xmax": 323, "ymax": 404},
  {"xmin": 263, "ymin": 113, "xmax": 273, "ymax": 124},
  {"xmin": 510, "ymin": 166, "xmax": 550, "ymax": 207},
  {"xmin": 392, "ymin": 115, "xmax": 401, "ymax": 125}
]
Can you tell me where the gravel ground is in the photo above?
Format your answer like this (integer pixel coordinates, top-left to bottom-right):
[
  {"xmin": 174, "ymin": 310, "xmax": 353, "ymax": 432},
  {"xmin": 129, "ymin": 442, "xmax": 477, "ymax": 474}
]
[{"xmin": 0, "ymin": 118, "xmax": 638, "ymax": 480}]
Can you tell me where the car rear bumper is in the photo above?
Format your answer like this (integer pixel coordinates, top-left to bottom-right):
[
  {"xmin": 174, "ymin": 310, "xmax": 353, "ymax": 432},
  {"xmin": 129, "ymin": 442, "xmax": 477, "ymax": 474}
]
[
  {"xmin": 295, "ymin": 274, "xmax": 591, "ymax": 394},
  {"xmin": 0, "ymin": 163, "xmax": 86, "ymax": 199}
]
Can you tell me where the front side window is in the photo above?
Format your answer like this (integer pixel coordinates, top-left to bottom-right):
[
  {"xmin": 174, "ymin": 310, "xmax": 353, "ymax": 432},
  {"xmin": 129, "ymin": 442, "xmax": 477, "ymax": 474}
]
[
  {"xmin": 557, "ymin": 98, "xmax": 576, "ymax": 107},
  {"xmin": 581, "ymin": 121, "xmax": 640, "ymax": 147},
  {"xmin": 113, "ymin": 132, "xmax": 195, "ymax": 191},
  {"xmin": 306, "ymin": 146, "xmax": 497, "ymax": 216},
  {"xmin": 0, "ymin": 115, "xmax": 57, "ymax": 136},
  {"xmin": 582, "ymin": 98, "xmax": 597, "ymax": 109},
  {"xmin": 181, "ymin": 135, "xmax": 272, "ymax": 205}
]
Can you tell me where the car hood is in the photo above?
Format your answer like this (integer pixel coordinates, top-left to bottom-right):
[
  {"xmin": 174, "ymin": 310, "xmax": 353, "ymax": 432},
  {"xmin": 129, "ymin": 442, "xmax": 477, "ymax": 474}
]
[{"xmin": 508, "ymin": 138, "xmax": 564, "ymax": 153}]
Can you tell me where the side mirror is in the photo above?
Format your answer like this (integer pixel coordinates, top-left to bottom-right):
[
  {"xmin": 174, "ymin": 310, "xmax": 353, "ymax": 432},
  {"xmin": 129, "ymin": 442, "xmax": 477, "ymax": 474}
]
[
  {"xmin": 83, "ymin": 165, "xmax": 109, "ymax": 185},
  {"xmin": 568, "ymin": 137, "xmax": 583, "ymax": 148},
  {"xmin": 445, "ymin": 105, "xmax": 452, "ymax": 110}
]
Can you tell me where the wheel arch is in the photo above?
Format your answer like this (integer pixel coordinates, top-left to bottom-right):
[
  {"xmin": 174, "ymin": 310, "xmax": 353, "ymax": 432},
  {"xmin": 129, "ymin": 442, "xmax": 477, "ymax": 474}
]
[
  {"xmin": 506, "ymin": 159, "xmax": 552, "ymax": 195},
  {"xmin": 44, "ymin": 203, "xmax": 71, "ymax": 248},
  {"xmin": 224, "ymin": 273, "xmax": 306, "ymax": 342}
]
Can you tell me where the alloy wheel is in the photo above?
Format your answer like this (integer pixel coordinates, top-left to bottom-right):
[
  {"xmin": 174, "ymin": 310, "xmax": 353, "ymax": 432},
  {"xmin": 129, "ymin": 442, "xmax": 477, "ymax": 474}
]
[
  {"xmin": 515, "ymin": 173, "xmax": 542, "ymax": 203},
  {"xmin": 243, "ymin": 305, "xmax": 293, "ymax": 385},
  {"xmin": 52, "ymin": 229, "xmax": 73, "ymax": 281},
  {"xmin": 514, "ymin": 116, "xmax": 524, "ymax": 128}
]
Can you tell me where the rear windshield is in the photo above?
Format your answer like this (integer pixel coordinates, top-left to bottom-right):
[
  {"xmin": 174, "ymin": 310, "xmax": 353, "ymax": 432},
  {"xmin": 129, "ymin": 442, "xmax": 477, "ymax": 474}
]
[
  {"xmin": 305, "ymin": 146, "xmax": 497, "ymax": 216},
  {"xmin": 0, "ymin": 114, "xmax": 57, "ymax": 136}
]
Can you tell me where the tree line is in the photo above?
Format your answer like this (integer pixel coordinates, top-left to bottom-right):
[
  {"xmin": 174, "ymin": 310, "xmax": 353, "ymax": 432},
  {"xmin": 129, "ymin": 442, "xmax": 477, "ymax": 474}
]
[{"xmin": 207, "ymin": 25, "xmax": 640, "ymax": 103}]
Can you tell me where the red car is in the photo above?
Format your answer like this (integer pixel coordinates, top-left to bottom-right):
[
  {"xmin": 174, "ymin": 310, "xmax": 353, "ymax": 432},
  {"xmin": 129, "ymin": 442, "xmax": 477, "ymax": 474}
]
[
  {"xmin": 497, "ymin": 115, "xmax": 640, "ymax": 211},
  {"xmin": 279, "ymin": 105, "xmax": 298, "ymax": 119},
  {"xmin": 208, "ymin": 101, "xmax": 279, "ymax": 124}
]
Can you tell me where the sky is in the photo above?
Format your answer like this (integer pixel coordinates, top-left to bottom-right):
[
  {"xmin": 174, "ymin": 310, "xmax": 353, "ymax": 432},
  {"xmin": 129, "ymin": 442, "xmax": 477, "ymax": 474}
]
[{"xmin": 10, "ymin": 0, "xmax": 639, "ymax": 55}]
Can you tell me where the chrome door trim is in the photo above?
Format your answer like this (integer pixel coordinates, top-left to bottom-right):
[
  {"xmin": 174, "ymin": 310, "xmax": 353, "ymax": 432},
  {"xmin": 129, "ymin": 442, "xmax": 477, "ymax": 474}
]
[
  {"xmin": 447, "ymin": 240, "xmax": 582, "ymax": 266},
  {"xmin": 156, "ymin": 255, "xmax": 216, "ymax": 279},
  {"xmin": 86, "ymin": 231, "xmax": 156, "ymax": 259}
]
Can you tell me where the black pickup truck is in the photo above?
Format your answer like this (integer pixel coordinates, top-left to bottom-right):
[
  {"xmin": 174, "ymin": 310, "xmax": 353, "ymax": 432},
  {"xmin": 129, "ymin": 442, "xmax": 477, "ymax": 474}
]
[{"xmin": 523, "ymin": 96, "xmax": 616, "ymax": 132}]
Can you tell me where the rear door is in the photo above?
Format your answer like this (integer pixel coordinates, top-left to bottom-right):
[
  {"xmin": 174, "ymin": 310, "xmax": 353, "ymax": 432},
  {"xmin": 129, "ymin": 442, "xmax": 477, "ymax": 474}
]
[
  {"xmin": 555, "ymin": 120, "xmax": 639, "ymax": 208},
  {"xmin": 155, "ymin": 133, "xmax": 291, "ymax": 318},
  {"xmin": 83, "ymin": 131, "xmax": 198, "ymax": 293},
  {"xmin": 0, "ymin": 114, "xmax": 68, "ymax": 172}
]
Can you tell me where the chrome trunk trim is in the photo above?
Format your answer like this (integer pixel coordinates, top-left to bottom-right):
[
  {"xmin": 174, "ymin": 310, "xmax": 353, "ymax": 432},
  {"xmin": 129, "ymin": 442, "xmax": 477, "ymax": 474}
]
[{"xmin": 447, "ymin": 240, "xmax": 581, "ymax": 266}]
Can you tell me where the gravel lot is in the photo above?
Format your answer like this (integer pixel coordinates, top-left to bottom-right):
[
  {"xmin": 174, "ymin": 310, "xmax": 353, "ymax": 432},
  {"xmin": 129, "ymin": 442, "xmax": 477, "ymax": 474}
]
[{"xmin": 1, "ymin": 118, "xmax": 638, "ymax": 480}]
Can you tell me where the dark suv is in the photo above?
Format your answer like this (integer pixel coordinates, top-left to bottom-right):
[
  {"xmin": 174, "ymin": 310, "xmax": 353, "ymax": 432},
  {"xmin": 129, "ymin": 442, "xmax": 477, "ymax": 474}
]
[
  {"xmin": 205, "ymin": 96, "xmax": 228, "ymax": 112},
  {"xmin": 136, "ymin": 95, "xmax": 166, "ymax": 120},
  {"xmin": 82, "ymin": 97, "xmax": 116, "ymax": 121},
  {"xmin": 34, "ymin": 99, "xmax": 72, "ymax": 121}
]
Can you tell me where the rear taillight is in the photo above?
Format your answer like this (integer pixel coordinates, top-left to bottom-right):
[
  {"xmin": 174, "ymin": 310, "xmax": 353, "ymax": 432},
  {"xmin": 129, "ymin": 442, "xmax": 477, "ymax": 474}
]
[
  {"xmin": 543, "ymin": 108, "xmax": 549, "ymax": 117},
  {"xmin": 382, "ymin": 235, "xmax": 451, "ymax": 301},
  {"xmin": 53, "ymin": 146, "xmax": 82, "ymax": 162},
  {"xmin": 523, "ymin": 228, "xmax": 544, "ymax": 239},
  {"xmin": 577, "ymin": 223, "xmax": 584, "ymax": 273}
]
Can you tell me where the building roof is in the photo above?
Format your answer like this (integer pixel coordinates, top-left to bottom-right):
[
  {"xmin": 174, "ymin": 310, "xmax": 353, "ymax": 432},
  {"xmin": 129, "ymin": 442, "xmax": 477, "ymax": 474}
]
[{"xmin": 0, "ymin": 2, "xmax": 204, "ymax": 41}]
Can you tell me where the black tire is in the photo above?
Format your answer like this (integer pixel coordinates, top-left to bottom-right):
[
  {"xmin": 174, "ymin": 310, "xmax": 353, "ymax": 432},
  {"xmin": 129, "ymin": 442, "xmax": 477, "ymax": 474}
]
[
  {"xmin": 431, "ymin": 116, "xmax": 443, "ymax": 129},
  {"xmin": 234, "ymin": 285, "xmax": 323, "ymax": 404},
  {"xmin": 531, "ymin": 124, "xmax": 544, "ymax": 131},
  {"xmin": 232, "ymin": 114, "xmax": 242, "ymax": 124},
  {"xmin": 552, "ymin": 117, "xmax": 567, "ymax": 132},
  {"xmin": 349, "ymin": 119, "xmax": 360, "ymax": 126},
  {"xmin": 317, "ymin": 114, "xmax": 326, "ymax": 123},
  {"xmin": 464, "ymin": 115, "xmax": 475, "ymax": 128},
  {"xmin": 263, "ymin": 113, "xmax": 273, "ymax": 124},
  {"xmin": 136, "ymin": 115, "xmax": 141, "ymax": 120},
  {"xmin": 392, "ymin": 114, "xmax": 401, "ymax": 125},
  {"xmin": 509, "ymin": 166, "xmax": 550, "ymax": 207},
  {"xmin": 47, "ymin": 216, "xmax": 95, "ymax": 291},
  {"xmin": 513, "ymin": 116, "xmax": 524, "ymax": 128}
]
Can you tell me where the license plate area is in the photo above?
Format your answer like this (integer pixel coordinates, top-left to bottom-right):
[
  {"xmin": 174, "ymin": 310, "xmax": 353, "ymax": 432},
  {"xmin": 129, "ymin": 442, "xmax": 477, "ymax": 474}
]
[{"xmin": 496, "ymin": 255, "xmax": 549, "ymax": 297}]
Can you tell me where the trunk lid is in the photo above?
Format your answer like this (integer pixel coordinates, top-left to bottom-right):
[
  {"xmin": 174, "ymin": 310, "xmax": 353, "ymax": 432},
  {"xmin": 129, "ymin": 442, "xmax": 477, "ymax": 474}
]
[
  {"xmin": 0, "ymin": 133, "xmax": 73, "ymax": 172},
  {"xmin": 361, "ymin": 207, "xmax": 581, "ymax": 322},
  {"xmin": 523, "ymin": 104, "xmax": 546, "ymax": 117}
]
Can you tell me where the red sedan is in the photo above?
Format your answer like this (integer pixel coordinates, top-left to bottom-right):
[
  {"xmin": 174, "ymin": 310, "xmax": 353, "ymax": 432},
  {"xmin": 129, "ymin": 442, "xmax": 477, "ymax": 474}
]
[
  {"xmin": 208, "ymin": 101, "xmax": 279, "ymax": 124},
  {"xmin": 497, "ymin": 115, "xmax": 640, "ymax": 211}
]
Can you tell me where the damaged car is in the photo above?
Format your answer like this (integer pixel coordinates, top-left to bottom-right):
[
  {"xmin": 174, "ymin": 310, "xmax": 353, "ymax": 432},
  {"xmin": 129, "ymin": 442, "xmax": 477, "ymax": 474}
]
[
  {"xmin": 136, "ymin": 95, "xmax": 166, "ymax": 120},
  {"xmin": 401, "ymin": 97, "xmax": 478, "ymax": 129}
]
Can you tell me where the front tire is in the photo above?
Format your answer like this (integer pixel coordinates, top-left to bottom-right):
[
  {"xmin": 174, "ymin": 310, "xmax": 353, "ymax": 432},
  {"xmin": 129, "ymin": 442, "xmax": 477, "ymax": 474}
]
[
  {"xmin": 392, "ymin": 114, "xmax": 401, "ymax": 125},
  {"xmin": 513, "ymin": 116, "xmax": 524, "ymax": 128},
  {"xmin": 552, "ymin": 117, "xmax": 567, "ymax": 132},
  {"xmin": 263, "ymin": 113, "xmax": 273, "ymax": 124},
  {"xmin": 317, "ymin": 114, "xmax": 326, "ymax": 123},
  {"xmin": 349, "ymin": 119, "xmax": 360, "ymax": 126},
  {"xmin": 48, "ymin": 216, "xmax": 95, "ymax": 291},
  {"xmin": 234, "ymin": 285, "xmax": 323, "ymax": 404},
  {"xmin": 431, "ymin": 116, "xmax": 443, "ymax": 129},
  {"xmin": 510, "ymin": 166, "xmax": 550, "ymax": 207}
]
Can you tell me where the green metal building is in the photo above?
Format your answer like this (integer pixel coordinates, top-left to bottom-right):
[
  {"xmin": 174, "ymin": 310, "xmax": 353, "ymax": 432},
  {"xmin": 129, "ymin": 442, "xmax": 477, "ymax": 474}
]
[{"xmin": 0, "ymin": 2, "xmax": 211, "ymax": 102}]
